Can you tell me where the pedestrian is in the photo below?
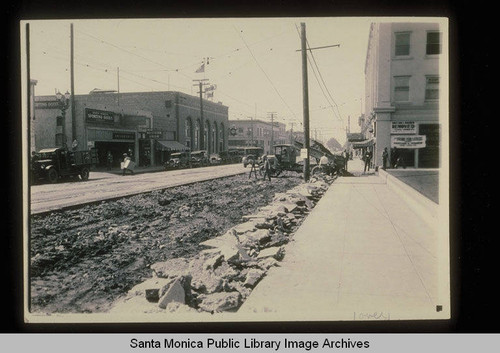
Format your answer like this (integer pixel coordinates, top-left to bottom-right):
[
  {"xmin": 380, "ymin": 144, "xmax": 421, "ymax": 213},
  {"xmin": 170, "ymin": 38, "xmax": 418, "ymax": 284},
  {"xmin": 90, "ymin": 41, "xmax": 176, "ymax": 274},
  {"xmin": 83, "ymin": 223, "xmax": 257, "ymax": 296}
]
[
  {"xmin": 262, "ymin": 154, "xmax": 272, "ymax": 181},
  {"xmin": 121, "ymin": 153, "xmax": 135, "ymax": 176},
  {"xmin": 106, "ymin": 151, "xmax": 113, "ymax": 170},
  {"xmin": 249, "ymin": 158, "xmax": 258, "ymax": 179},
  {"xmin": 342, "ymin": 149, "xmax": 348, "ymax": 172},
  {"xmin": 363, "ymin": 149, "xmax": 372, "ymax": 173},
  {"xmin": 391, "ymin": 148, "xmax": 398, "ymax": 168},
  {"xmin": 382, "ymin": 147, "xmax": 389, "ymax": 170}
]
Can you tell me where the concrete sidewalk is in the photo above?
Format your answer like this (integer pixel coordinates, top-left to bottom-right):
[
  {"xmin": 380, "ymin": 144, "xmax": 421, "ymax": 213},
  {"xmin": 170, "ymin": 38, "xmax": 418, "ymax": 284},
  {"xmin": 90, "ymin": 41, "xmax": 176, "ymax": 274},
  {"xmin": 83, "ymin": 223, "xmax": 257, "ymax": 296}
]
[{"xmin": 237, "ymin": 159, "xmax": 449, "ymax": 322}]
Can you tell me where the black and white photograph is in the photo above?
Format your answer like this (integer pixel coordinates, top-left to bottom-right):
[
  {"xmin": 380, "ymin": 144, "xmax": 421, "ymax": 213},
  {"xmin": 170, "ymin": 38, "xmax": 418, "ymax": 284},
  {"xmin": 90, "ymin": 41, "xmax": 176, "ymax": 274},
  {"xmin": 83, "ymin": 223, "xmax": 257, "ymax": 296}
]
[{"xmin": 21, "ymin": 17, "xmax": 450, "ymax": 324}]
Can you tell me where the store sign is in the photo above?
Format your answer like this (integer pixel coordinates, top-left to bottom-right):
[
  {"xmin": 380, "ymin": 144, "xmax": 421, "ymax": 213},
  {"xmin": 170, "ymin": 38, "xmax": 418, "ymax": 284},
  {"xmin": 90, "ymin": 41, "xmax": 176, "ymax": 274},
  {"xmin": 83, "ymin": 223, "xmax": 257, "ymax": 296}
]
[
  {"xmin": 35, "ymin": 101, "xmax": 63, "ymax": 109},
  {"xmin": 146, "ymin": 131, "xmax": 163, "ymax": 139},
  {"xmin": 113, "ymin": 132, "xmax": 135, "ymax": 140},
  {"xmin": 391, "ymin": 121, "xmax": 417, "ymax": 134},
  {"xmin": 85, "ymin": 108, "xmax": 115, "ymax": 124},
  {"xmin": 391, "ymin": 135, "xmax": 426, "ymax": 149},
  {"xmin": 300, "ymin": 148, "xmax": 308, "ymax": 159}
]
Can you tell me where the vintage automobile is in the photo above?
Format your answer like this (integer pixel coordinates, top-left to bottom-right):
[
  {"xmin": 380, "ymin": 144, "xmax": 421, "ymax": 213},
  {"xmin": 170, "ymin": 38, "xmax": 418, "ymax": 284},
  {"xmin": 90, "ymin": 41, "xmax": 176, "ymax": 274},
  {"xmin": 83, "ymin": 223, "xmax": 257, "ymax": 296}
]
[
  {"xmin": 164, "ymin": 151, "xmax": 191, "ymax": 169},
  {"xmin": 190, "ymin": 150, "xmax": 209, "ymax": 167},
  {"xmin": 239, "ymin": 147, "xmax": 264, "ymax": 167},
  {"xmin": 209, "ymin": 153, "xmax": 222, "ymax": 164},
  {"xmin": 259, "ymin": 141, "xmax": 345, "ymax": 178},
  {"xmin": 224, "ymin": 149, "xmax": 244, "ymax": 164},
  {"xmin": 31, "ymin": 147, "xmax": 96, "ymax": 184}
]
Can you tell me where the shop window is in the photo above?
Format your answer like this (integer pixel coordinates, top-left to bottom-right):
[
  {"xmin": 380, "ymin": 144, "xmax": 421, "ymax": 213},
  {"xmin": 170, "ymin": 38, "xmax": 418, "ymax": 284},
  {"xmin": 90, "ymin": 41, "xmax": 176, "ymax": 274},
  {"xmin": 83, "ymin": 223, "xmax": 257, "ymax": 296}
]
[
  {"xmin": 395, "ymin": 32, "xmax": 411, "ymax": 56},
  {"xmin": 426, "ymin": 32, "xmax": 442, "ymax": 55},
  {"xmin": 394, "ymin": 76, "xmax": 410, "ymax": 102},
  {"xmin": 425, "ymin": 76, "xmax": 440, "ymax": 101}
]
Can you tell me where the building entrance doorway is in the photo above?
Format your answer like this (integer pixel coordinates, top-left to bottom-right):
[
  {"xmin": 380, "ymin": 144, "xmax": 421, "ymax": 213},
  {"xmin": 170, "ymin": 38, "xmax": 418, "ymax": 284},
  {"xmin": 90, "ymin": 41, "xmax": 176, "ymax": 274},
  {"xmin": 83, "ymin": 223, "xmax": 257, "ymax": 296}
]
[{"xmin": 95, "ymin": 141, "xmax": 134, "ymax": 168}]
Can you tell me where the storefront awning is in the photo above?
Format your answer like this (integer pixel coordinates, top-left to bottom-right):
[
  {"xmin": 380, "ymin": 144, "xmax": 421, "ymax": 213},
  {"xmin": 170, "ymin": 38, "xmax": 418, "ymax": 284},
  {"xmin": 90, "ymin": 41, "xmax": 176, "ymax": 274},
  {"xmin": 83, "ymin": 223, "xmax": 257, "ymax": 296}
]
[
  {"xmin": 156, "ymin": 140, "xmax": 190, "ymax": 151},
  {"xmin": 347, "ymin": 132, "xmax": 366, "ymax": 142},
  {"xmin": 352, "ymin": 138, "xmax": 375, "ymax": 149}
]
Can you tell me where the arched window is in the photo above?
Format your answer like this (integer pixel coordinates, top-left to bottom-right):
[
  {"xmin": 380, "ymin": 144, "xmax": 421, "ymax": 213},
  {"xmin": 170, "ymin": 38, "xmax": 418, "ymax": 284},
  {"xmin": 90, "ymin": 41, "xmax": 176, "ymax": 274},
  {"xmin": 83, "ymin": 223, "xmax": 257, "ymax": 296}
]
[
  {"xmin": 212, "ymin": 122, "xmax": 217, "ymax": 154},
  {"xmin": 204, "ymin": 120, "xmax": 210, "ymax": 152},
  {"xmin": 219, "ymin": 122, "xmax": 225, "ymax": 152},
  {"xmin": 214, "ymin": 121, "xmax": 221, "ymax": 153},
  {"xmin": 194, "ymin": 119, "xmax": 200, "ymax": 150},
  {"xmin": 185, "ymin": 117, "xmax": 192, "ymax": 149}
]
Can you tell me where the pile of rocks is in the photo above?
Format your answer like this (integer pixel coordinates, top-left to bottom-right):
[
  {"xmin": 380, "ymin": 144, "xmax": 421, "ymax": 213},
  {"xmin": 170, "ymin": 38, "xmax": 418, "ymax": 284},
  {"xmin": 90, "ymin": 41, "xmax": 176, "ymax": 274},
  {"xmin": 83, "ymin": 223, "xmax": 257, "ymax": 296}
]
[{"xmin": 109, "ymin": 176, "xmax": 334, "ymax": 315}]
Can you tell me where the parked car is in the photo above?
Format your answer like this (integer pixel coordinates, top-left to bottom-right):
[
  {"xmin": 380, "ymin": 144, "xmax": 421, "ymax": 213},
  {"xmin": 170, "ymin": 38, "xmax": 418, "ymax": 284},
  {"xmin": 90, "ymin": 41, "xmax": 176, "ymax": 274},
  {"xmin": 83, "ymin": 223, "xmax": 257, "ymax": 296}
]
[
  {"xmin": 220, "ymin": 149, "xmax": 243, "ymax": 164},
  {"xmin": 164, "ymin": 151, "xmax": 191, "ymax": 169},
  {"xmin": 240, "ymin": 147, "xmax": 264, "ymax": 167},
  {"xmin": 31, "ymin": 147, "xmax": 96, "ymax": 184},
  {"xmin": 190, "ymin": 150, "xmax": 209, "ymax": 167},
  {"xmin": 209, "ymin": 153, "xmax": 222, "ymax": 164}
]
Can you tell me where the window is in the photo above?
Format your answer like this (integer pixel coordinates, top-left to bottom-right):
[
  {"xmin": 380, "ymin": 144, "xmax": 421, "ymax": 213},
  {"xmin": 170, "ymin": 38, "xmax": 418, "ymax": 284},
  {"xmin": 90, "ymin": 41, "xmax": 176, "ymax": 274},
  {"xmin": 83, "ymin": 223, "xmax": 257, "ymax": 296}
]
[
  {"xmin": 395, "ymin": 32, "xmax": 411, "ymax": 56},
  {"xmin": 185, "ymin": 118, "xmax": 192, "ymax": 148},
  {"xmin": 394, "ymin": 76, "xmax": 410, "ymax": 102},
  {"xmin": 425, "ymin": 76, "xmax": 440, "ymax": 101},
  {"xmin": 426, "ymin": 32, "xmax": 442, "ymax": 55}
]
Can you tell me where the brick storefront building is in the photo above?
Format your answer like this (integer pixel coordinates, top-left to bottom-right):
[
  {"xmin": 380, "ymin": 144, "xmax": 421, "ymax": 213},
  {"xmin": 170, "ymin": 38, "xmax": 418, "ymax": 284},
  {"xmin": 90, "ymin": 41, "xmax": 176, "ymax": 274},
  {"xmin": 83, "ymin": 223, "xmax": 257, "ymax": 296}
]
[{"xmin": 33, "ymin": 90, "xmax": 229, "ymax": 167}]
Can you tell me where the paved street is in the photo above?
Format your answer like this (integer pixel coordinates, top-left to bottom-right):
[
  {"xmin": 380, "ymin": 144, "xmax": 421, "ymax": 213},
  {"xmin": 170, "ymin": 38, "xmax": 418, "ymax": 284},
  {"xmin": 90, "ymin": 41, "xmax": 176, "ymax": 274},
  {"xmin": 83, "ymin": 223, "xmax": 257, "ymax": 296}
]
[
  {"xmin": 30, "ymin": 164, "xmax": 247, "ymax": 215},
  {"xmin": 237, "ymin": 159, "xmax": 448, "ymax": 321}
]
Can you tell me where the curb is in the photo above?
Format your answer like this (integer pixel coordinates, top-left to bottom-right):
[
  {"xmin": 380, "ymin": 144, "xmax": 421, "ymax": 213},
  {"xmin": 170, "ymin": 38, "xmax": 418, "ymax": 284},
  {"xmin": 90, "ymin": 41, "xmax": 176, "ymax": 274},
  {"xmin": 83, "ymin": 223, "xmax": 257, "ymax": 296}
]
[{"xmin": 378, "ymin": 168, "xmax": 438, "ymax": 225}]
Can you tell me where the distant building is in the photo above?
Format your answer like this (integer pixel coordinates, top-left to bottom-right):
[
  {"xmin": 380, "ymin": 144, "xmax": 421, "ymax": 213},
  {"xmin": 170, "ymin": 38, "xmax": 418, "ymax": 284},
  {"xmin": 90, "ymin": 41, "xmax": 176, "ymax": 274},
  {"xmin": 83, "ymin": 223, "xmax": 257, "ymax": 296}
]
[
  {"xmin": 364, "ymin": 22, "xmax": 444, "ymax": 168},
  {"xmin": 33, "ymin": 90, "xmax": 229, "ymax": 167},
  {"xmin": 227, "ymin": 119, "xmax": 288, "ymax": 154}
]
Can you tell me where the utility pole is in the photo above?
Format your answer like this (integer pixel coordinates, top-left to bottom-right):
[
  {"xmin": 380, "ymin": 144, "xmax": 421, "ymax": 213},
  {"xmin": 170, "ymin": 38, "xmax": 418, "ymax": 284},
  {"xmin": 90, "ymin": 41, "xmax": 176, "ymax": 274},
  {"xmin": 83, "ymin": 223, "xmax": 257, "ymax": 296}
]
[
  {"xmin": 290, "ymin": 122, "xmax": 294, "ymax": 144},
  {"xmin": 300, "ymin": 22, "xmax": 311, "ymax": 181},
  {"xmin": 117, "ymin": 67, "xmax": 120, "ymax": 106},
  {"xmin": 267, "ymin": 112, "xmax": 276, "ymax": 152},
  {"xmin": 297, "ymin": 23, "xmax": 340, "ymax": 181},
  {"xmin": 70, "ymin": 23, "xmax": 76, "ymax": 144},
  {"xmin": 193, "ymin": 79, "xmax": 209, "ymax": 150}
]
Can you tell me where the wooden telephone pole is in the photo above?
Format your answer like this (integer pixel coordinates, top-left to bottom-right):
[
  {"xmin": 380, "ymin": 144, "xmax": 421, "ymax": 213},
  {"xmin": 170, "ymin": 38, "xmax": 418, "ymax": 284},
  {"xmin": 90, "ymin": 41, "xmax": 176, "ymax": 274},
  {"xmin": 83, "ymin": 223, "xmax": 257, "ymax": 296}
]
[
  {"xmin": 193, "ymin": 79, "xmax": 209, "ymax": 150},
  {"xmin": 300, "ymin": 22, "xmax": 311, "ymax": 181}
]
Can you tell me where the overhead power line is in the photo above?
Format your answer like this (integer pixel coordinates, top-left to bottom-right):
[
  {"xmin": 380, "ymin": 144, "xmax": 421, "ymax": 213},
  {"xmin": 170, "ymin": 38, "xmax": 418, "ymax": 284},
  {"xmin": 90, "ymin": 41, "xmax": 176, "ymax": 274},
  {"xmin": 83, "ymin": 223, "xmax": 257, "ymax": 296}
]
[{"xmin": 233, "ymin": 25, "xmax": 298, "ymax": 121}]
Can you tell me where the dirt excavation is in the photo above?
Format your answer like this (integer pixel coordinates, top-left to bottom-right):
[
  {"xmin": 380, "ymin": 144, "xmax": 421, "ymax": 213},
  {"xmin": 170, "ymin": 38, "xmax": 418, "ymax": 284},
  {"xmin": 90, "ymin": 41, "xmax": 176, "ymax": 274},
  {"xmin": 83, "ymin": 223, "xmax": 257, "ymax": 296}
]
[{"xmin": 30, "ymin": 172, "xmax": 334, "ymax": 315}]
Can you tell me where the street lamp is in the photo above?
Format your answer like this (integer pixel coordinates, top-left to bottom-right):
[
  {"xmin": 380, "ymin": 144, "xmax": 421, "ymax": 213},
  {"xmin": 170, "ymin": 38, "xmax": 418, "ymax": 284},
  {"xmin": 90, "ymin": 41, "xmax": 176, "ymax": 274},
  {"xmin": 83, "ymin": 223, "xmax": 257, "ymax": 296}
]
[{"xmin": 55, "ymin": 90, "xmax": 70, "ymax": 148}]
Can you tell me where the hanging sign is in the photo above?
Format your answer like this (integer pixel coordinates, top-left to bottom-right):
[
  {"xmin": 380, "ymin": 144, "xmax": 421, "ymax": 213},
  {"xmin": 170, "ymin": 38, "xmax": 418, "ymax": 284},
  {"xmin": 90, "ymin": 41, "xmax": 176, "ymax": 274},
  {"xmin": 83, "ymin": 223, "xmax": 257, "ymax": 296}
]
[
  {"xmin": 391, "ymin": 135, "xmax": 426, "ymax": 148},
  {"xmin": 391, "ymin": 121, "xmax": 417, "ymax": 134}
]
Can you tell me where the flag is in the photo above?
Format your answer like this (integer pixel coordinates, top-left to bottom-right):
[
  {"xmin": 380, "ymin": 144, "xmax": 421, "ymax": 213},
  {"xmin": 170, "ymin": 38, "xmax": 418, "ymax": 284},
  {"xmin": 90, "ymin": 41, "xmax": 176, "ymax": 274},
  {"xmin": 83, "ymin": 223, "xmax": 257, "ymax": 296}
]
[
  {"xmin": 195, "ymin": 63, "xmax": 205, "ymax": 73},
  {"xmin": 206, "ymin": 91, "xmax": 214, "ymax": 99}
]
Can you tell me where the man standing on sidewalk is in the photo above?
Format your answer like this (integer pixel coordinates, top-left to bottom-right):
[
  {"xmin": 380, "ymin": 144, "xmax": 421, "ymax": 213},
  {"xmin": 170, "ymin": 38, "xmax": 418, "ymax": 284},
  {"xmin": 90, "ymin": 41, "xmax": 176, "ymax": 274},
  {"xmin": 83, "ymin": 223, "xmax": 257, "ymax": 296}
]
[
  {"xmin": 382, "ymin": 147, "xmax": 389, "ymax": 170},
  {"xmin": 363, "ymin": 148, "xmax": 372, "ymax": 173}
]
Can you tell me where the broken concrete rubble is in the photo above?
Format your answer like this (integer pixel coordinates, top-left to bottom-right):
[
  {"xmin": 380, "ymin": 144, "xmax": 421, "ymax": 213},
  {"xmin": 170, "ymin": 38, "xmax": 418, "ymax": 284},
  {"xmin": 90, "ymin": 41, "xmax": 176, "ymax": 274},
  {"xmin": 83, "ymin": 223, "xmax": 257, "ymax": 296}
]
[
  {"xmin": 158, "ymin": 278, "xmax": 185, "ymax": 308},
  {"xmin": 197, "ymin": 291, "xmax": 241, "ymax": 313},
  {"xmin": 110, "ymin": 173, "xmax": 335, "ymax": 315}
]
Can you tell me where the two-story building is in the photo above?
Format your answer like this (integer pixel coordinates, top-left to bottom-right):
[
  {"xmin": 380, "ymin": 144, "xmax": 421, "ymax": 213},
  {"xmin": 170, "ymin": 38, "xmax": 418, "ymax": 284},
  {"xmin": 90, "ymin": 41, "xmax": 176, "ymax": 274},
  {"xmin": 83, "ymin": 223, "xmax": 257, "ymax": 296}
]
[
  {"xmin": 364, "ymin": 21, "xmax": 446, "ymax": 168},
  {"xmin": 227, "ymin": 119, "xmax": 288, "ymax": 154}
]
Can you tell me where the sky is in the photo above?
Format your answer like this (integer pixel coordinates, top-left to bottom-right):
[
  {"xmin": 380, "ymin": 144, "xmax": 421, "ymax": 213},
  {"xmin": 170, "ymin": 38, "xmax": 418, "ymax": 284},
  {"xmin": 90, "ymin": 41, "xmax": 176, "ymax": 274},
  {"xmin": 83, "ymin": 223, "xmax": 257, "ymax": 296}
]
[{"xmin": 23, "ymin": 17, "xmax": 373, "ymax": 145}]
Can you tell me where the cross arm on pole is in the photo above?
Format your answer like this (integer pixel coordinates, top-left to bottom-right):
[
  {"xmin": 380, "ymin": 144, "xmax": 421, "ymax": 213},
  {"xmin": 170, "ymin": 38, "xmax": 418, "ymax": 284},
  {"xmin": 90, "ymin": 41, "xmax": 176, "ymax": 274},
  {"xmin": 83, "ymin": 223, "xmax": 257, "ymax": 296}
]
[{"xmin": 295, "ymin": 44, "xmax": 340, "ymax": 52}]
